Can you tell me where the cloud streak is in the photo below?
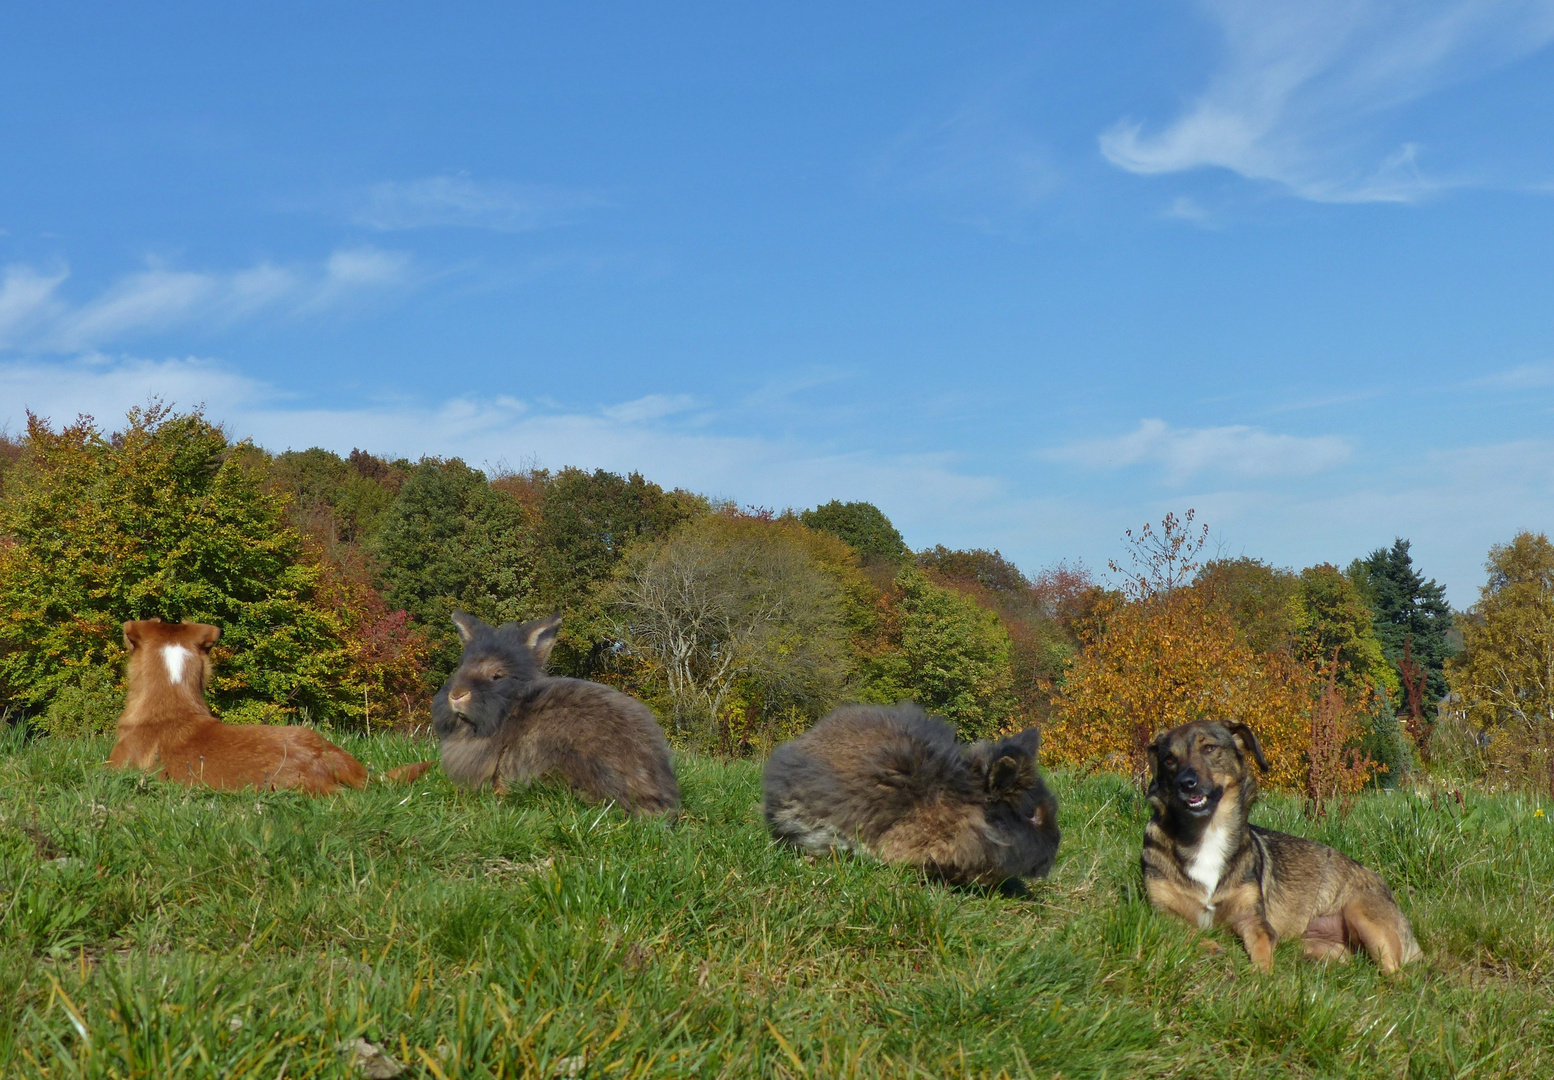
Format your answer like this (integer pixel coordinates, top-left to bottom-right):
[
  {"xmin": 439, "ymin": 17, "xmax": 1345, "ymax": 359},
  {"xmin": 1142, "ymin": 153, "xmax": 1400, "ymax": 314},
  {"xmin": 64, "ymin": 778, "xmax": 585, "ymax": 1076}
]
[
  {"xmin": 352, "ymin": 176, "xmax": 609, "ymax": 232},
  {"xmin": 1100, "ymin": 0, "xmax": 1554, "ymax": 202},
  {"xmin": 1043, "ymin": 418, "xmax": 1352, "ymax": 483},
  {"xmin": 0, "ymin": 249, "xmax": 413, "ymax": 353}
]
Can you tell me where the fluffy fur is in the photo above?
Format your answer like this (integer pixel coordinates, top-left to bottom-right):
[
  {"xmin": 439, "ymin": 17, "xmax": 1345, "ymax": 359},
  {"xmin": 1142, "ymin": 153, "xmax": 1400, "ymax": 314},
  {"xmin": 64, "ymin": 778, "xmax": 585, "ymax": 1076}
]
[
  {"xmin": 432, "ymin": 612, "xmax": 680, "ymax": 816},
  {"xmin": 1142, "ymin": 719, "xmax": 1422, "ymax": 973},
  {"xmin": 108, "ymin": 618, "xmax": 368, "ymax": 794},
  {"xmin": 762, "ymin": 703, "xmax": 1060, "ymax": 888}
]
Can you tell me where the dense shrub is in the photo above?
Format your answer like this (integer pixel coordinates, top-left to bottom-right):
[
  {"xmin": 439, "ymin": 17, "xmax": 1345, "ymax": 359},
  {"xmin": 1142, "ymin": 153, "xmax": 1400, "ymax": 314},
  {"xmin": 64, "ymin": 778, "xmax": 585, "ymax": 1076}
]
[{"xmin": 0, "ymin": 407, "xmax": 361, "ymax": 727}]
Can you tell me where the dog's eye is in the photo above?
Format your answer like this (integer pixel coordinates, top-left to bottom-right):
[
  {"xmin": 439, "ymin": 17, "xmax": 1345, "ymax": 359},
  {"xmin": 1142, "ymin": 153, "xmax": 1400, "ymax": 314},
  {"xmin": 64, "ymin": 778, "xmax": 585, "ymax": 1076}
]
[{"xmin": 1162, "ymin": 754, "xmax": 1177, "ymax": 769}]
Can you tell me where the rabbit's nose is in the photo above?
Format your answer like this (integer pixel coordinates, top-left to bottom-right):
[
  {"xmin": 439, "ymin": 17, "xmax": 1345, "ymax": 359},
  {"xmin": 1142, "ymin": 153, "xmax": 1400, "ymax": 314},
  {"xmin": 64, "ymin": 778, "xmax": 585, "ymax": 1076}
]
[{"xmin": 449, "ymin": 689, "xmax": 472, "ymax": 712}]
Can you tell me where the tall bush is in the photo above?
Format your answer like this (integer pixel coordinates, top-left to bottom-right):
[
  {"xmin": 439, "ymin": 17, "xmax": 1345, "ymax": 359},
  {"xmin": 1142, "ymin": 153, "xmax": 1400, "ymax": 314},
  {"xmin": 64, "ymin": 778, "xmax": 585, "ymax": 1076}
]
[
  {"xmin": 1446, "ymin": 531, "xmax": 1554, "ymax": 794},
  {"xmin": 0, "ymin": 407, "xmax": 361, "ymax": 728}
]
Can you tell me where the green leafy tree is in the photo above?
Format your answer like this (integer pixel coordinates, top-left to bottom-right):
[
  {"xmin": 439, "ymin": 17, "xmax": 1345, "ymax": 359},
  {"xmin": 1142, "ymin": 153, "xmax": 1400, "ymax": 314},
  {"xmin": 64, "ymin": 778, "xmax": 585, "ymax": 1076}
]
[
  {"xmin": 267, "ymin": 447, "xmax": 402, "ymax": 549},
  {"xmin": 799, "ymin": 500, "xmax": 907, "ymax": 563},
  {"xmin": 919, "ymin": 547, "xmax": 1076, "ymax": 725},
  {"xmin": 1295, "ymin": 564, "xmax": 1394, "ymax": 692},
  {"xmin": 1196, "ymin": 557, "xmax": 1302, "ymax": 657},
  {"xmin": 535, "ymin": 467, "xmax": 705, "ymax": 675},
  {"xmin": 373, "ymin": 458, "xmax": 539, "ymax": 683},
  {"xmin": 0, "ymin": 406, "xmax": 359, "ymax": 728},
  {"xmin": 858, "ymin": 565, "xmax": 1016, "ymax": 739},
  {"xmin": 1349, "ymin": 539, "xmax": 1456, "ymax": 701}
]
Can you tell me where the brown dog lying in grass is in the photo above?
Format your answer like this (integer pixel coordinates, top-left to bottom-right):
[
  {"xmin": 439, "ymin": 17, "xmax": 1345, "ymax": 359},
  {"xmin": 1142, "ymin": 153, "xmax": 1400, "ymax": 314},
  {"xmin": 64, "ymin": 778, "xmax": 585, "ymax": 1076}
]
[
  {"xmin": 1142, "ymin": 720, "xmax": 1421, "ymax": 973},
  {"xmin": 108, "ymin": 617, "xmax": 371, "ymax": 794}
]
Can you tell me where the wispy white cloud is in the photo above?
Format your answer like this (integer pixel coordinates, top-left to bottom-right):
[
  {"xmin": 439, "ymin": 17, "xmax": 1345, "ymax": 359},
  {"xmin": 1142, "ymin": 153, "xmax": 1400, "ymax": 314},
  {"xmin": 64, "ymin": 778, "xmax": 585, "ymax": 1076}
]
[
  {"xmin": 1469, "ymin": 362, "xmax": 1554, "ymax": 389},
  {"xmin": 1100, "ymin": 0, "xmax": 1554, "ymax": 202},
  {"xmin": 0, "ymin": 264, "xmax": 69, "ymax": 348},
  {"xmin": 600, "ymin": 394, "xmax": 697, "ymax": 424},
  {"xmin": 1164, "ymin": 195, "xmax": 1217, "ymax": 225},
  {"xmin": 352, "ymin": 175, "xmax": 609, "ymax": 232},
  {"xmin": 0, "ymin": 249, "xmax": 412, "ymax": 353},
  {"xmin": 1043, "ymin": 418, "xmax": 1352, "ymax": 483},
  {"xmin": 874, "ymin": 104, "xmax": 1062, "ymax": 233}
]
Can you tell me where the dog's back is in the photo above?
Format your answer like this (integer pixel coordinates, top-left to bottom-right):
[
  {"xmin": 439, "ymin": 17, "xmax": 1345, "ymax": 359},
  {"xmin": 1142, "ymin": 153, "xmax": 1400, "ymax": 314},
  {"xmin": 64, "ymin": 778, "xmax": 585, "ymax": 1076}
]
[{"xmin": 110, "ymin": 618, "xmax": 367, "ymax": 794}]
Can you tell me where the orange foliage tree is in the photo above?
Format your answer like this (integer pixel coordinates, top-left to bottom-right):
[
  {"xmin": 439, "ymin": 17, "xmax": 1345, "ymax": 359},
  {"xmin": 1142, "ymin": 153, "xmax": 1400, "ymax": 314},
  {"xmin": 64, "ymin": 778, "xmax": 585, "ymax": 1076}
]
[{"xmin": 1044, "ymin": 512, "xmax": 1374, "ymax": 793}]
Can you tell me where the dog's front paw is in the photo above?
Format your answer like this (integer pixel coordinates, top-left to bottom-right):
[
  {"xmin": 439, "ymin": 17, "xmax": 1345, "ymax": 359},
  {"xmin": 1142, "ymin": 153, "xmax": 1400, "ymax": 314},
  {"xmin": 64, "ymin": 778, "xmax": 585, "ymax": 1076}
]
[{"xmin": 1197, "ymin": 939, "xmax": 1224, "ymax": 955}]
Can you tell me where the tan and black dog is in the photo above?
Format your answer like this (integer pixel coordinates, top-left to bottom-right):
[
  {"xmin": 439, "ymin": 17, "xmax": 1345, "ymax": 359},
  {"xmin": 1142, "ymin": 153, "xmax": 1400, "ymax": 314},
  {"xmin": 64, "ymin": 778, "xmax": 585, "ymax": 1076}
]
[{"xmin": 1141, "ymin": 720, "xmax": 1421, "ymax": 973}]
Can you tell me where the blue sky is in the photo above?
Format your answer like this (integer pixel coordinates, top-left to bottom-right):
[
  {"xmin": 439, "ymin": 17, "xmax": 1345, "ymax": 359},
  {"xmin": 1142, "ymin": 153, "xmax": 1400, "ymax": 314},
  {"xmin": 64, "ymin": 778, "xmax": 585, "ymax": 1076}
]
[{"xmin": 4, "ymin": 1, "xmax": 1554, "ymax": 604}]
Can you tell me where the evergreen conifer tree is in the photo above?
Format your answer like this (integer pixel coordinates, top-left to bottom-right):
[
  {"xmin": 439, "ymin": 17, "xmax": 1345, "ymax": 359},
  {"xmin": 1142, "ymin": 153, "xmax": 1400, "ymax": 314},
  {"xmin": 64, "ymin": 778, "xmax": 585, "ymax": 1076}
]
[{"xmin": 1348, "ymin": 538, "xmax": 1456, "ymax": 701}]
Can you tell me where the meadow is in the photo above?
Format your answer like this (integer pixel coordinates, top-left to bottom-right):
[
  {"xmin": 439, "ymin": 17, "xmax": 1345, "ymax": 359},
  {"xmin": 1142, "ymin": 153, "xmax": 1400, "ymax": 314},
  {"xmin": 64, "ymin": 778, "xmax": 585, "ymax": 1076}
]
[{"xmin": 1, "ymin": 728, "xmax": 1550, "ymax": 1079}]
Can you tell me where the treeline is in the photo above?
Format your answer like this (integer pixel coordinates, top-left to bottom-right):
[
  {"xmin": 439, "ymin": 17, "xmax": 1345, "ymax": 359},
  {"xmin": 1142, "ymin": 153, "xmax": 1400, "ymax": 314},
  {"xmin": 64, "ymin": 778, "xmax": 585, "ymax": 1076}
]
[{"xmin": 2, "ymin": 406, "xmax": 1550, "ymax": 797}]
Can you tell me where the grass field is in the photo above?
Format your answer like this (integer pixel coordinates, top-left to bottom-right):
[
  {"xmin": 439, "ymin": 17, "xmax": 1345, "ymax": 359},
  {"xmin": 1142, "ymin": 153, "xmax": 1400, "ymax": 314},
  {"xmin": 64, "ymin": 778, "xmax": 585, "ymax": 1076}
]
[{"xmin": 1, "ymin": 728, "xmax": 1551, "ymax": 1079}]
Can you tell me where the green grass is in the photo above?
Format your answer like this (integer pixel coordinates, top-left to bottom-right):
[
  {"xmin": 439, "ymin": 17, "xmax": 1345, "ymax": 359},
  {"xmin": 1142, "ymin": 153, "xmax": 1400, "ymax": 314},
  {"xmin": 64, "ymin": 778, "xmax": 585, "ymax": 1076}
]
[{"xmin": 1, "ymin": 728, "xmax": 1551, "ymax": 1079}]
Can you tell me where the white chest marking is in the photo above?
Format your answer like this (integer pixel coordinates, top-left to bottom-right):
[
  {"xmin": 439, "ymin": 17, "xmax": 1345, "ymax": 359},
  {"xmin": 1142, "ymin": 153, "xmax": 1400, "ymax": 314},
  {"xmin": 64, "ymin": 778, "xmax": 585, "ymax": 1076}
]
[
  {"xmin": 160, "ymin": 644, "xmax": 194, "ymax": 685},
  {"xmin": 1185, "ymin": 816, "xmax": 1234, "ymax": 902}
]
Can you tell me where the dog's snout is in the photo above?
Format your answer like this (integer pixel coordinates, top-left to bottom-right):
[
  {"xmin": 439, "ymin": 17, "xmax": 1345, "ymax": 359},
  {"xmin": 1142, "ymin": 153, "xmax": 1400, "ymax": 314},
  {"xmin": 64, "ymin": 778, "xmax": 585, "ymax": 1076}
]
[
  {"xmin": 448, "ymin": 689, "xmax": 472, "ymax": 712},
  {"xmin": 1176, "ymin": 767, "xmax": 1200, "ymax": 792}
]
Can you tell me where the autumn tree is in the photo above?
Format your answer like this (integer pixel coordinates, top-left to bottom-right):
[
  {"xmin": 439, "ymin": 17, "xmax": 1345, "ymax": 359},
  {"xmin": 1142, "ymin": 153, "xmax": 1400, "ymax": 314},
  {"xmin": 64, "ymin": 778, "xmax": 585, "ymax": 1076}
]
[
  {"xmin": 1446, "ymin": 531, "xmax": 1554, "ymax": 794},
  {"xmin": 267, "ymin": 446, "xmax": 404, "ymax": 551},
  {"xmin": 607, "ymin": 512, "xmax": 847, "ymax": 749},
  {"xmin": 1195, "ymin": 557, "xmax": 1301, "ymax": 657},
  {"xmin": 1046, "ymin": 512, "xmax": 1367, "ymax": 792},
  {"xmin": 0, "ymin": 406, "xmax": 365, "ymax": 729}
]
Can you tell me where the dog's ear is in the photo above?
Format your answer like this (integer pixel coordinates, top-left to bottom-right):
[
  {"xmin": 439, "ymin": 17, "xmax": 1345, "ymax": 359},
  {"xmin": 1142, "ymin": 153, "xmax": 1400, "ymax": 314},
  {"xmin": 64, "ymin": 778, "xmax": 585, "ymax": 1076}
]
[
  {"xmin": 1144, "ymin": 731, "xmax": 1166, "ymax": 777},
  {"xmin": 1226, "ymin": 722, "xmax": 1269, "ymax": 772},
  {"xmin": 517, "ymin": 613, "xmax": 562, "ymax": 668},
  {"xmin": 122, "ymin": 620, "xmax": 143, "ymax": 652},
  {"xmin": 189, "ymin": 623, "xmax": 221, "ymax": 650}
]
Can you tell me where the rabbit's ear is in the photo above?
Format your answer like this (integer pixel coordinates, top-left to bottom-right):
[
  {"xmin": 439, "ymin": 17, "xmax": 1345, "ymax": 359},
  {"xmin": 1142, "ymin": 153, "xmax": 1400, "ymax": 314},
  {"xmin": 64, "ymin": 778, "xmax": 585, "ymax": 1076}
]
[
  {"xmin": 451, "ymin": 611, "xmax": 487, "ymax": 644},
  {"xmin": 518, "ymin": 613, "xmax": 563, "ymax": 667},
  {"xmin": 988, "ymin": 755, "xmax": 1024, "ymax": 795},
  {"xmin": 1004, "ymin": 727, "xmax": 1041, "ymax": 758}
]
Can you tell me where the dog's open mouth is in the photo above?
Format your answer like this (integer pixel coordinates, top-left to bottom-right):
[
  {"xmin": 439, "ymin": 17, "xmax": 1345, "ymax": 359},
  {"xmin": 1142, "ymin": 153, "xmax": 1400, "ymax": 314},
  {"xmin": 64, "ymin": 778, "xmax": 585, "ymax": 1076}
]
[{"xmin": 1177, "ymin": 785, "xmax": 1223, "ymax": 815}]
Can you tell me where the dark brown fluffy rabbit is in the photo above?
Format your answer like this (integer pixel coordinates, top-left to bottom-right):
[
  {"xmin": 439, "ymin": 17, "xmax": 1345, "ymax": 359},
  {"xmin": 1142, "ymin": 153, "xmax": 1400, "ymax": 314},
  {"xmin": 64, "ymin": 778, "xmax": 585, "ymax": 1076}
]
[
  {"xmin": 762, "ymin": 703, "xmax": 1059, "ymax": 888},
  {"xmin": 432, "ymin": 612, "xmax": 680, "ymax": 816}
]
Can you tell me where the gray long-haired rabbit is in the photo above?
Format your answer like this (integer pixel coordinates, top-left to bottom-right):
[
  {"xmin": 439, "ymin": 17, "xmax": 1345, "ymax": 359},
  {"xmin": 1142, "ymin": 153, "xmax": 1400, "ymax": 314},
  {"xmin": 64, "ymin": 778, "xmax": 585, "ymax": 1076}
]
[
  {"xmin": 432, "ymin": 612, "xmax": 680, "ymax": 816},
  {"xmin": 762, "ymin": 703, "xmax": 1059, "ymax": 888}
]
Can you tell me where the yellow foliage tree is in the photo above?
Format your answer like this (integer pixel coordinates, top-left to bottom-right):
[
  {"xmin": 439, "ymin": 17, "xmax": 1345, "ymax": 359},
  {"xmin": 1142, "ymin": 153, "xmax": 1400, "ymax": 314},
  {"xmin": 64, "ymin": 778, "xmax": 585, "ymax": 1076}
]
[{"xmin": 1044, "ymin": 512, "xmax": 1373, "ymax": 794}]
